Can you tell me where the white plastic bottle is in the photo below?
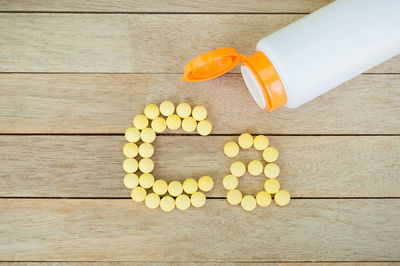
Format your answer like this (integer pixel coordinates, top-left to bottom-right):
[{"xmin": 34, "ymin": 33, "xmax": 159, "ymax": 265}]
[{"xmin": 182, "ymin": 0, "xmax": 400, "ymax": 111}]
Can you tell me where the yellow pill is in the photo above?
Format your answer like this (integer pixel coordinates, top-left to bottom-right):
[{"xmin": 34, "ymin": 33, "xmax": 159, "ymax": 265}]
[
  {"xmin": 197, "ymin": 120, "xmax": 212, "ymax": 136},
  {"xmin": 168, "ymin": 180, "xmax": 183, "ymax": 197},
  {"xmin": 139, "ymin": 173, "xmax": 154, "ymax": 189},
  {"xmin": 248, "ymin": 160, "xmax": 264, "ymax": 176},
  {"xmin": 125, "ymin": 127, "xmax": 140, "ymax": 143},
  {"xmin": 227, "ymin": 189, "xmax": 242, "ymax": 205},
  {"xmin": 139, "ymin": 158, "xmax": 154, "ymax": 173},
  {"xmin": 133, "ymin": 114, "xmax": 149, "ymax": 130},
  {"xmin": 138, "ymin": 143, "xmax": 154, "ymax": 158},
  {"xmin": 183, "ymin": 178, "xmax": 198, "ymax": 194},
  {"xmin": 256, "ymin": 191, "xmax": 272, "ymax": 207},
  {"xmin": 176, "ymin": 102, "xmax": 192, "ymax": 118},
  {"xmin": 140, "ymin": 128, "xmax": 156, "ymax": 143},
  {"xmin": 123, "ymin": 143, "xmax": 139, "ymax": 158},
  {"xmin": 131, "ymin": 186, "xmax": 146, "ymax": 202},
  {"xmin": 192, "ymin": 105, "xmax": 208, "ymax": 121},
  {"xmin": 264, "ymin": 163, "xmax": 280, "ymax": 178},
  {"xmin": 160, "ymin": 196, "xmax": 175, "ymax": 212},
  {"xmin": 176, "ymin": 194, "xmax": 191, "ymax": 210},
  {"xmin": 223, "ymin": 174, "xmax": 238, "ymax": 190},
  {"xmin": 145, "ymin": 193, "xmax": 160, "ymax": 209},
  {"xmin": 166, "ymin": 114, "xmax": 181, "ymax": 130},
  {"xmin": 159, "ymin": 100, "xmax": 175, "ymax": 116},
  {"xmin": 123, "ymin": 158, "xmax": 138, "ymax": 173},
  {"xmin": 151, "ymin": 117, "xmax": 167, "ymax": 133},
  {"xmin": 274, "ymin": 190, "xmax": 291, "ymax": 206},
  {"xmin": 182, "ymin": 117, "xmax": 197, "ymax": 132},
  {"xmin": 263, "ymin": 147, "xmax": 279, "ymax": 162},
  {"xmin": 153, "ymin": 179, "xmax": 168, "ymax": 195},
  {"xmin": 144, "ymin": 104, "xmax": 160, "ymax": 120},
  {"xmin": 241, "ymin": 195, "xmax": 257, "ymax": 211},
  {"xmin": 124, "ymin": 173, "xmax": 139, "ymax": 189},
  {"xmin": 264, "ymin": 178, "xmax": 280, "ymax": 194},
  {"xmin": 198, "ymin": 176, "xmax": 214, "ymax": 192},
  {"xmin": 254, "ymin": 135, "xmax": 269, "ymax": 150},
  {"xmin": 230, "ymin": 161, "xmax": 246, "ymax": 177},
  {"xmin": 191, "ymin": 191, "xmax": 206, "ymax": 208},
  {"xmin": 238, "ymin": 133, "xmax": 253, "ymax": 149},
  {"xmin": 224, "ymin": 142, "xmax": 239, "ymax": 158}
]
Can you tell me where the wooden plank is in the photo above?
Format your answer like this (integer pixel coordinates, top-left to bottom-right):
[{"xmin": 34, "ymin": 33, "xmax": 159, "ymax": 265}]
[
  {"xmin": 1, "ymin": 199, "xmax": 399, "ymax": 261},
  {"xmin": 2, "ymin": 263, "xmax": 398, "ymax": 266},
  {"xmin": 0, "ymin": 14, "xmax": 398, "ymax": 73},
  {"xmin": 0, "ymin": 135, "xmax": 399, "ymax": 198},
  {"xmin": 0, "ymin": 0, "xmax": 332, "ymax": 13},
  {"xmin": 0, "ymin": 74, "xmax": 399, "ymax": 134}
]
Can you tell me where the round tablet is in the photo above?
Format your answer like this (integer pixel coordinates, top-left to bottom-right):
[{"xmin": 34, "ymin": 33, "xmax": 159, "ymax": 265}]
[
  {"xmin": 274, "ymin": 190, "xmax": 291, "ymax": 206},
  {"xmin": 191, "ymin": 191, "xmax": 206, "ymax": 208},
  {"xmin": 144, "ymin": 104, "xmax": 160, "ymax": 120},
  {"xmin": 256, "ymin": 191, "xmax": 272, "ymax": 207},
  {"xmin": 124, "ymin": 173, "xmax": 139, "ymax": 189},
  {"xmin": 133, "ymin": 114, "xmax": 149, "ymax": 130},
  {"xmin": 197, "ymin": 120, "xmax": 212, "ymax": 136},
  {"xmin": 131, "ymin": 186, "xmax": 146, "ymax": 202},
  {"xmin": 241, "ymin": 195, "xmax": 257, "ymax": 211},
  {"xmin": 254, "ymin": 135, "xmax": 269, "ymax": 150},
  {"xmin": 153, "ymin": 179, "xmax": 168, "ymax": 195},
  {"xmin": 263, "ymin": 147, "xmax": 279, "ymax": 162},
  {"xmin": 176, "ymin": 194, "xmax": 191, "ymax": 210},
  {"xmin": 125, "ymin": 127, "xmax": 140, "ymax": 143},
  {"xmin": 247, "ymin": 160, "xmax": 264, "ymax": 176},
  {"xmin": 159, "ymin": 101, "xmax": 175, "ymax": 116},
  {"xmin": 264, "ymin": 163, "xmax": 280, "ymax": 178},
  {"xmin": 139, "ymin": 158, "xmax": 154, "ymax": 173},
  {"xmin": 140, "ymin": 128, "xmax": 156, "ymax": 143},
  {"xmin": 160, "ymin": 196, "xmax": 175, "ymax": 212},
  {"xmin": 264, "ymin": 178, "xmax": 280, "ymax": 194},
  {"xmin": 192, "ymin": 105, "xmax": 207, "ymax": 121},
  {"xmin": 145, "ymin": 193, "xmax": 160, "ymax": 209},
  {"xmin": 198, "ymin": 176, "xmax": 214, "ymax": 192},
  {"xmin": 139, "ymin": 173, "xmax": 154, "ymax": 189},
  {"xmin": 138, "ymin": 143, "xmax": 154, "ymax": 158},
  {"xmin": 151, "ymin": 117, "xmax": 167, "ymax": 133},
  {"xmin": 183, "ymin": 178, "xmax": 198, "ymax": 194},
  {"xmin": 227, "ymin": 189, "xmax": 242, "ymax": 205},
  {"xmin": 182, "ymin": 117, "xmax": 197, "ymax": 132},
  {"xmin": 238, "ymin": 133, "xmax": 253, "ymax": 149},
  {"xmin": 168, "ymin": 181, "xmax": 183, "ymax": 197},
  {"xmin": 166, "ymin": 114, "xmax": 181, "ymax": 130},
  {"xmin": 176, "ymin": 102, "xmax": 192, "ymax": 118},
  {"xmin": 230, "ymin": 161, "xmax": 246, "ymax": 177},
  {"xmin": 223, "ymin": 174, "xmax": 238, "ymax": 190},
  {"xmin": 123, "ymin": 158, "xmax": 138, "ymax": 173},
  {"xmin": 123, "ymin": 143, "xmax": 139, "ymax": 158},
  {"xmin": 224, "ymin": 142, "xmax": 239, "ymax": 158}
]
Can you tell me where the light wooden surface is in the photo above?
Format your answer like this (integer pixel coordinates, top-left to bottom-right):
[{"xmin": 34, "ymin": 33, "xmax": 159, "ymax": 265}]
[
  {"xmin": 1, "ymin": 199, "xmax": 400, "ymax": 261},
  {"xmin": 0, "ymin": 0, "xmax": 399, "ymax": 264},
  {"xmin": 0, "ymin": 14, "xmax": 399, "ymax": 73},
  {"xmin": 1, "ymin": 135, "xmax": 399, "ymax": 198}
]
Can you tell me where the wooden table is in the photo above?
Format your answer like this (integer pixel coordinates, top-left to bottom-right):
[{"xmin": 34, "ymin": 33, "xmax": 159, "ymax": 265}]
[{"xmin": 1, "ymin": 0, "xmax": 399, "ymax": 264}]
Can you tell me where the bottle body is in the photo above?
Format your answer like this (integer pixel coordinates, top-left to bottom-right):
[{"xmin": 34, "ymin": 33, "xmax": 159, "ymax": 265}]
[{"xmin": 243, "ymin": 0, "xmax": 400, "ymax": 109}]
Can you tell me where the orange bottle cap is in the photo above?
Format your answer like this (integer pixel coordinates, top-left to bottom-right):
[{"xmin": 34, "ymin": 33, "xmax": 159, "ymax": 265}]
[
  {"xmin": 181, "ymin": 48, "xmax": 242, "ymax": 82},
  {"xmin": 182, "ymin": 48, "xmax": 287, "ymax": 111}
]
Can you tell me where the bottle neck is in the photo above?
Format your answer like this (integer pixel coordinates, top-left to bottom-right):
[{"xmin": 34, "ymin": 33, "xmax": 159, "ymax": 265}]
[{"xmin": 241, "ymin": 51, "xmax": 287, "ymax": 111}]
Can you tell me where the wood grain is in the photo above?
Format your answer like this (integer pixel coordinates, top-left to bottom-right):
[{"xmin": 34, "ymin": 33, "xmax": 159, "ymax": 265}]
[
  {"xmin": 1, "ymin": 135, "xmax": 399, "ymax": 198},
  {"xmin": 1, "ymin": 199, "xmax": 399, "ymax": 261},
  {"xmin": 0, "ymin": 0, "xmax": 332, "ymax": 13},
  {"xmin": 2, "ymin": 263, "xmax": 398, "ymax": 266},
  {"xmin": 0, "ymin": 74, "xmax": 399, "ymax": 134},
  {"xmin": 0, "ymin": 14, "xmax": 398, "ymax": 73}
]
